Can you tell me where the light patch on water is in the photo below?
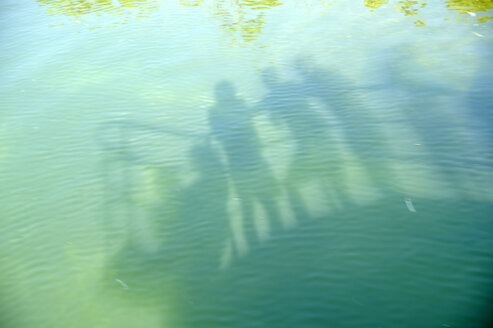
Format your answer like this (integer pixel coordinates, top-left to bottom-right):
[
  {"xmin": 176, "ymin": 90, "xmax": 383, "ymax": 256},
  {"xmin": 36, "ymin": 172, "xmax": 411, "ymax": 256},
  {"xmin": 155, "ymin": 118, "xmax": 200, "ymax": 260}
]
[
  {"xmin": 275, "ymin": 189, "xmax": 298, "ymax": 228},
  {"xmin": 219, "ymin": 238, "xmax": 233, "ymax": 269},
  {"xmin": 254, "ymin": 115, "xmax": 293, "ymax": 181},
  {"xmin": 343, "ymin": 162, "xmax": 382, "ymax": 206},
  {"xmin": 389, "ymin": 161, "xmax": 459, "ymax": 199},
  {"xmin": 131, "ymin": 166, "xmax": 161, "ymax": 204},
  {"xmin": 295, "ymin": 182, "xmax": 332, "ymax": 219},
  {"xmin": 93, "ymin": 299, "xmax": 165, "ymax": 328},
  {"xmin": 227, "ymin": 197, "xmax": 249, "ymax": 257},
  {"xmin": 252, "ymin": 202, "xmax": 271, "ymax": 242}
]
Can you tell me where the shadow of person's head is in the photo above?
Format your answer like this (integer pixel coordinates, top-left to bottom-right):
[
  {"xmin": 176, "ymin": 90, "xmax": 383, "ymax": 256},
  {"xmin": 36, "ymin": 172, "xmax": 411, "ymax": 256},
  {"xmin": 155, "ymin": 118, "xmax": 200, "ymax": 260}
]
[
  {"xmin": 260, "ymin": 67, "xmax": 281, "ymax": 90},
  {"xmin": 215, "ymin": 80, "xmax": 236, "ymax": 103}
]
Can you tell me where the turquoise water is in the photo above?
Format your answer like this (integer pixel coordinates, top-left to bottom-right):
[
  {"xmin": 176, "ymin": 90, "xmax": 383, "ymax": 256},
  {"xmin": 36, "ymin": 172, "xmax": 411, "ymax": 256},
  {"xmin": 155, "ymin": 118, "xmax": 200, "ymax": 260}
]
[{"xmin": 1, "ymin": 1, "xmax": 493, "ymax": 327}]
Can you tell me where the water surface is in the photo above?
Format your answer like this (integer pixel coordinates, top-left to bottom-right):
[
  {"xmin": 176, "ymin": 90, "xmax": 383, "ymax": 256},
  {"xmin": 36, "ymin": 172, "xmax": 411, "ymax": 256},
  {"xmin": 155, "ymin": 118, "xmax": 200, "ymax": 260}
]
[{"xmin": 1, "ymin": 1, "xmax": 493, "ymax": 327}]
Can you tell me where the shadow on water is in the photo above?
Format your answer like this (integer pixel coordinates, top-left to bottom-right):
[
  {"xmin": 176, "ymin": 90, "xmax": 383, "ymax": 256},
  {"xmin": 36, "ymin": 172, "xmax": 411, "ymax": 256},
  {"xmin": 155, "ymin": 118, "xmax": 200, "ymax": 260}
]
[
  {"xmin": 96, "ymin": 59, "xmax": 493, "ymax": 328},
  {"xmin": 209, "ymin": 81, "xmax": 283, "ymax": 255},
  {"xmin": 374, "ymin": 44, "xmax": 493, "ymax": 204},
  {"xmin": 463, "ymin": 46, "xmax": 493, "ymax": 327},
  {"xmin": 96, "ymin": 80, "xmax": 292, "ymax": 326},
  {"xmin": 257, "ymin": 67, "xmax": 338, "ymax": 219},
  {"xmin": 293, "ymin": 59, "xmax": 396, "ymax": 196}
]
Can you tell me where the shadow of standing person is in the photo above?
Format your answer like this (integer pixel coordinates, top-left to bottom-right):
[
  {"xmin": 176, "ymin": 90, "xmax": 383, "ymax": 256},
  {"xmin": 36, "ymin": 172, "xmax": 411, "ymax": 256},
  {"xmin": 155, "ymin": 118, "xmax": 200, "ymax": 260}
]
[
  {"xmin": 292, "ymin": 59, "xmax": 394, "ymax": 199},
  {"xmin": 209, "ymin": 81, "xmax": 282, "ymax": 257},
  {"xmin": 175, "ymin": 137, "xmax": 230, "ymax": 274},
  {"xmin": 258, "ymin": 67, "xmax": 345, "ymax": 219}
]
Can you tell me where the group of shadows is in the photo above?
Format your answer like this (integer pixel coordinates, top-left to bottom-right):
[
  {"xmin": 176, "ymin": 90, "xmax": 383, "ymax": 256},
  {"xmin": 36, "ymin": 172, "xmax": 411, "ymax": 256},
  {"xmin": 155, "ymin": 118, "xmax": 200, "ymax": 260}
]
[{"xmin": 99, "ymin": 59, "xmax": 493, "ymax": 328}]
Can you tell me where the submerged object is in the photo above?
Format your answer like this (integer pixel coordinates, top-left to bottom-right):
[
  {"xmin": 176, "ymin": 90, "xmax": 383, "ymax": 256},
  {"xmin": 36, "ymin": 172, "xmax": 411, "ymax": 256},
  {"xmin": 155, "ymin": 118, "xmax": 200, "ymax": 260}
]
[
  {"xmin": 405, "ymin": 198, "xmax": 416, "ymax": 212},
  {"xmin": 115, "ymin": 278, "xmax": 129, "ymax": 290}
]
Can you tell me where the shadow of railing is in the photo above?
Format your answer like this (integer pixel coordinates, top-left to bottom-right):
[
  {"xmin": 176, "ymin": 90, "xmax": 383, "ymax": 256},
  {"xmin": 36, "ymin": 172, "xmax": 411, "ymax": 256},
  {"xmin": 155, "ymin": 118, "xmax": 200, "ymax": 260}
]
[{"xmin": 95, "ymin": 56, "xmax": 493, "ymax": 327}]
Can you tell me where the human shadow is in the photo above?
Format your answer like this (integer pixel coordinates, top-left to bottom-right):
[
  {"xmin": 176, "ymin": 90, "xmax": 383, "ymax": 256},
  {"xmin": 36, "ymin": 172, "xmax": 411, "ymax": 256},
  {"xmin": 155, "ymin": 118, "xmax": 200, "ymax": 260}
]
[
  {"xmin": 95, "ymin": 57, "xmax": 493, "ymax": 328},
  {"xmin": 97, "ymin": 118, "xmax": 232, "ymax": 326},
  {"xmin": 378, "ymin": 45, "xmax": 488, "ymax": 199},
  {"xmin": 98, "ymin": 80, "xmax": 287, "ymax": 326},
  {"xmin": 257, "ymin": 67, "xmax": 344, "ymax": 219},
  {"xmin": 93, "ymin": 59, "xmax": 493, "ymax": 328},
  {"xmin": 208, "ymin": 80, "xmax": 283, "ymax": 256},
  {"xmin": 291, "ymin": 59, "xmax": 396, "ymax": 199},
  {"xmin": 381, "ymin": 47, "xmax": 493, "ymax": 328}
]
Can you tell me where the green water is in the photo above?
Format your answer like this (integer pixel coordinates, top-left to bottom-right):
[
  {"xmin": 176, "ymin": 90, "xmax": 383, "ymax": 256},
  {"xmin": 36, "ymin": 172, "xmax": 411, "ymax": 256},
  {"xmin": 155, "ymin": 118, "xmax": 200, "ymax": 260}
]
[{"xmin": 1, "ymin": 1, "xmax": 493, "ymax": 327}]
